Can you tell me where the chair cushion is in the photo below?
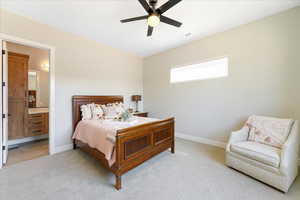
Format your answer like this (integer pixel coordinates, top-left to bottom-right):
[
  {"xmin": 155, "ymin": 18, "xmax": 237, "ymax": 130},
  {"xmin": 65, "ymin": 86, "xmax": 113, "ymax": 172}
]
[{"xmin": 231, "ymin": 141, "xmax": 281, "ymax": 168}]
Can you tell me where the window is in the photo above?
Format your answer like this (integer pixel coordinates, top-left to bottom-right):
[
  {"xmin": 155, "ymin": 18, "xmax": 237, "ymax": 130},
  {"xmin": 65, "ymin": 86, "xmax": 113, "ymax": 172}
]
[{"xmin": 170, "ymin": 57, "xmax": 228, "ymax": 83}]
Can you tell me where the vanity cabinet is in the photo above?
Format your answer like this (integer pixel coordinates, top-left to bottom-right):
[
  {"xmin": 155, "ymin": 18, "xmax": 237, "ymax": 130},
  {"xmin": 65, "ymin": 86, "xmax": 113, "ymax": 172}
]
[{"xmin": 28, "ymin": 113, "xmax": 49, "ymax": 137}]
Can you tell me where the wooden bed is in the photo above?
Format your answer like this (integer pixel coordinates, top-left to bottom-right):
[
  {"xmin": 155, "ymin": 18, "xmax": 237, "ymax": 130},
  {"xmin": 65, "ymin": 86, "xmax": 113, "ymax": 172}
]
[{"xmin": 72, "ymin": 95, "xmax": 175, "ymax": 190}]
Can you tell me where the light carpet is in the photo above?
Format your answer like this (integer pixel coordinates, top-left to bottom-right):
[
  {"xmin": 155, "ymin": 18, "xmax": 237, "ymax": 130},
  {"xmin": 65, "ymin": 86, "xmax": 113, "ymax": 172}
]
[{"xmin": 0, "ymin": 139, "xmax": 299, "ymax": 200}]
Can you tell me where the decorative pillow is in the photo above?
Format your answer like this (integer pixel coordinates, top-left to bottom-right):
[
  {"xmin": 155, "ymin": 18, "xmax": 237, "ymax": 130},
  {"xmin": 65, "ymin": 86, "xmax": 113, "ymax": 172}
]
[
  {"xmin": 100, "ymin": 103, "xmax": 126, "ymax": 119},
  {"xmin": 246, "ymin": 115, "xmax": 294, "ymax": 149},
  {"xmin": 91, "ymin": 104, "xmax": 104, "ymax": 120},
  {"xmin": 80, "ymin": 104, "xmax": 92, "ymax": 120},
  {"xmin": 101, "ymin": 103, "xmax": 118, "ymax": 119},
  {"xmin": 114, "ymin": 102, "xmax": 125, "ymax": 114}
]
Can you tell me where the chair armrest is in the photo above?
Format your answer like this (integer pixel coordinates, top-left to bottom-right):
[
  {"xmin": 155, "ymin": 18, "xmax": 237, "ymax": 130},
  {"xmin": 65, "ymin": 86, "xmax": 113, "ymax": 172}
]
[
  {"xmin": 280, "ymin": 121, "xmax": 299, "ymax": 175},
  {"xmin": 226, "ymin": 126, "xmax": 249, "ymax": 152}
]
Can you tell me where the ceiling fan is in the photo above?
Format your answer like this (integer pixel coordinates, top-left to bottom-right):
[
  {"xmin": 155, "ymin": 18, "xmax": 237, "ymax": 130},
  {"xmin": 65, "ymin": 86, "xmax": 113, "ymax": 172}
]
[{"xmin": 120, "ymin": 0, "xmax": 182, "ymax": 37}]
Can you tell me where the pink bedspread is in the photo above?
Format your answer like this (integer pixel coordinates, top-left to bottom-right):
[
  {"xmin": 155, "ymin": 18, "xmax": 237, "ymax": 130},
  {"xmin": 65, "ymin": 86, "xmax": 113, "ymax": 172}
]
[{"xmin": 72, "ymin": 117, "xmax": 159, "ymax": 166}]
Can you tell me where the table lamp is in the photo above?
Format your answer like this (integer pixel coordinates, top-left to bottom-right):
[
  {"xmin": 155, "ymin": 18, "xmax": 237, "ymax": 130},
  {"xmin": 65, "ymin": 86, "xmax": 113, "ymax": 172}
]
[{"xmin": 131, "ymin": 95, "xmax": 142, "ymax": 113}]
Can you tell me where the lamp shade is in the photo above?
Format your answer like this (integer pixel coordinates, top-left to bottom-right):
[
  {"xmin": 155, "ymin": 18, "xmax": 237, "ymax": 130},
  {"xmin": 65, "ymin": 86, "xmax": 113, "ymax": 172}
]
[{"xmin": 131, "ymin": 95, "xmax": 141, "ymax": 102}]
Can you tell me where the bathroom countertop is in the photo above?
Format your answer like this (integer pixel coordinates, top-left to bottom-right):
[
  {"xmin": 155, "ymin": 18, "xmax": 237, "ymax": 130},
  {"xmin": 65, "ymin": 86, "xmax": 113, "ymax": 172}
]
[{"xmin": 28, "ymin": 107, "xmax": 49, "ymax": 115}]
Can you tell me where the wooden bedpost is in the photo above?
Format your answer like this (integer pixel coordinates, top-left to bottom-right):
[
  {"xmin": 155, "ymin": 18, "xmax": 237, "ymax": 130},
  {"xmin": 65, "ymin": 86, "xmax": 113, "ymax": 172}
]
[
  {"xmin": 171, "ymin": 141, "xmax": 175, "ymax": 154},
  {"xmin": 114, "ymin": 131, "xmax": 122, "ymax": 190},
  {"xmin": 115, "ymin": 175, "xmax": 122, "ymax": 190},
  {"xmin": 171, "ymin": 120, "xmax": 175, "ymax": 153},
  {"xmin": 73, "ymin": 139, "xmax": 77, "ymax": 150}
]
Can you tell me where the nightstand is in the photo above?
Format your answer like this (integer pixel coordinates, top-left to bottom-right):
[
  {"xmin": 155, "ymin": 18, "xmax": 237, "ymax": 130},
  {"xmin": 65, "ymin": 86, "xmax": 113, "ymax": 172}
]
[{"xmin": 133, "ymin": 112, "xmax": 148, "ymax": 117}]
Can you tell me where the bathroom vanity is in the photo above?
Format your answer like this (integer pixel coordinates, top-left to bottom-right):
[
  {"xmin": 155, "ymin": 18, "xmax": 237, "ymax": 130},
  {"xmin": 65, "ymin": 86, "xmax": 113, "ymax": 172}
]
[{"xmin": 28, "ymin": 108, "xmax": 49, "ymax": 137}]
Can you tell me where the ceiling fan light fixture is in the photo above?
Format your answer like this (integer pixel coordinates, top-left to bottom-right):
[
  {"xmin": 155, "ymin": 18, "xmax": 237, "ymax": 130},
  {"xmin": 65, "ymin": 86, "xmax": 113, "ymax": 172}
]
[
  {"xmin": 120, "ymin": 0, "xmax": 182, "ymax": 36},
  {"xmin": 148, "ymin": 14, "xmax": 160, "ymax": 27}
]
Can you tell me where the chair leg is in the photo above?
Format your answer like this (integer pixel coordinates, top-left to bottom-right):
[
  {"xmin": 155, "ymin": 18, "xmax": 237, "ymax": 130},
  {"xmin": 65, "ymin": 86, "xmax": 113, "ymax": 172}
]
[{"xmin": 115, "ymin": 175, "xmax": 121, "ymax": 190}]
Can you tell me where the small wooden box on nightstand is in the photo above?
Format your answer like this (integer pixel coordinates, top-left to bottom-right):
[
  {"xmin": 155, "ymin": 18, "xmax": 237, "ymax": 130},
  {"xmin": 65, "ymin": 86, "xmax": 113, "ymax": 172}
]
[{"xmin": 133, "ymin": 112, "xmax": 148, "ymax": 117}]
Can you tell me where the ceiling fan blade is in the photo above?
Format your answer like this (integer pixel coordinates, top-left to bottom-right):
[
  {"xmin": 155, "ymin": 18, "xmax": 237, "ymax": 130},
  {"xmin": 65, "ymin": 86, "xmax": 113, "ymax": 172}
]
[
  {"xmin": 121, "ymin": 15, "xmax": 148, "ymax": 23},
  {"xmin": 147, "ymin": 26, "xmax": 153, "ymax": 37},
  {"xmin": 157, "ymin": 0, "xmax": 182, "ymax": 14},
  {"xmin": 138, "ymin": 0, "xmax": 152, "ymax": 13},
  {"xmin": 160, "ymin": 15, "xmax": 182, "ymax": 27}
]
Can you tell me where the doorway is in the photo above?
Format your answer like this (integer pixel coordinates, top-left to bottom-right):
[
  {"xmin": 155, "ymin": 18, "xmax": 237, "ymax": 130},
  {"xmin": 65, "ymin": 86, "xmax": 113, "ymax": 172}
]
[
  {"xmin": 0, "ymin": 34, "xmax": 56, "ymax": 168},
  {"xmin": 6, "ymin": 42, "xmax": 50, "ymax": 166}
]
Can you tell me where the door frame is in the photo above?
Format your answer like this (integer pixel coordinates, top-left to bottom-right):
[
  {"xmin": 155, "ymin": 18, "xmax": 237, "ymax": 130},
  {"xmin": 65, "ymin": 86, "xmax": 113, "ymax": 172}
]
[
  {"xmin": 0, "ymin": 33, "xmax": 56, "ymax": 168},
  {"xmin": 0, "ymin": 39, "xmax": 3, "ymax": 169}
]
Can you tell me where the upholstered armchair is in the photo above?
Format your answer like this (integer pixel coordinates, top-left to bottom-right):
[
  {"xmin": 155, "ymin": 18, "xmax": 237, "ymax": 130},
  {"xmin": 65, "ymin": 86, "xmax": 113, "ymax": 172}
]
[{"xmin": 226, "ymin": 117, "xmax": 299, "ymax": 192}]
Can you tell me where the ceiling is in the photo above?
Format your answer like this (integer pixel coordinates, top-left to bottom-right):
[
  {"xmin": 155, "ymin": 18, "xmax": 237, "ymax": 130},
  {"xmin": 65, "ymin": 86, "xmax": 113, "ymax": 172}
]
[{"xmin": 1, "ymin": 0, "xmax": 300, "ymax": 57}]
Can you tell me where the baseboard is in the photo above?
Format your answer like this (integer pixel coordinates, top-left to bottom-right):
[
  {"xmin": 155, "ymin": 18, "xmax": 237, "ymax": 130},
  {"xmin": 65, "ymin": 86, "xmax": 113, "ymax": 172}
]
[
  {"xmin": 54, "ymin": 144, "xmax": 73, "ymax": 154},
  {"xmin": 176, "ymin": 132, "xmax": 226, "ymax": 149},
  {"xmin": 176, "ymin": 132, "xmax": 300, "ymax": 166},
  {"xmin": 8, "ymin": 135, "xmax": 48, "ymax": 146}
]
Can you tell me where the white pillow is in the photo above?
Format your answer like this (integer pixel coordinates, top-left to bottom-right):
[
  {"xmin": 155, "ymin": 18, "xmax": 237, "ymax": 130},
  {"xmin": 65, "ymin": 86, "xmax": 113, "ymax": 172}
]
[
  {"xmin": 80, "ymin": 104, "xmax": 92, "ymax": 120},
  {"xmin": 101, "ymin": 103, "xmax": 118, "ymax": 119},
  {"xmin": 114, "ymin": 102, "xmax": 125, "ymax": 114},
  {"xmin": 91, "ymin": 104, "xmax": 104, "ymax": 120}
]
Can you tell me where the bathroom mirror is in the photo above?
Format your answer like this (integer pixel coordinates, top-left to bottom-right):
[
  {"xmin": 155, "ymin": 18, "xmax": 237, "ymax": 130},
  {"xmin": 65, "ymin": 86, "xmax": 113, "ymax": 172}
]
[
  {"xmin": 28, "ymin": 71, "xmax": 38, "ymax": 108},
  {"xmin": 28, "ymin": 71, "xmax": 38, "ymax": 90},
  {"xmin": 28, "ymin": 70, "xmax": 49, "ymax": 108}
]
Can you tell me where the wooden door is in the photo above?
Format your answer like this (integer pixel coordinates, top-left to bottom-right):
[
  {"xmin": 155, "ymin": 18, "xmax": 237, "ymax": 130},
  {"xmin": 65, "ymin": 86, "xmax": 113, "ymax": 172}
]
[{"xmin": 8, "ymin": 52, "xmax": 29, "ymax": 140}]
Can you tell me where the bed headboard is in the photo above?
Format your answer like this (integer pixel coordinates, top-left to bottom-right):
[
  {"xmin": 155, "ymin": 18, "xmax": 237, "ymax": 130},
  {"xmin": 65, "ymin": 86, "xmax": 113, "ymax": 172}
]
[{"xmin": 72, "ymin": 95, "xmax": 123, "ymax": 131}]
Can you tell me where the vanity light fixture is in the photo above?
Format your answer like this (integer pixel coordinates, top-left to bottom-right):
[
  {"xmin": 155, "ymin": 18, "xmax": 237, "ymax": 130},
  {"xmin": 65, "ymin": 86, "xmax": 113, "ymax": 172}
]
[{"xmin": 42, "ymin": 63, "xmax": 49, "ymax": 72}]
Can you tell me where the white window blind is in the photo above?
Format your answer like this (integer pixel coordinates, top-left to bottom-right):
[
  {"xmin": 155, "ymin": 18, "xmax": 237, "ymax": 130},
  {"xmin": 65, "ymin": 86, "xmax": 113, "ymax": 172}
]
[{"xmin": 170, "ymin": 57, "xmax": 228, "ymax": 83}]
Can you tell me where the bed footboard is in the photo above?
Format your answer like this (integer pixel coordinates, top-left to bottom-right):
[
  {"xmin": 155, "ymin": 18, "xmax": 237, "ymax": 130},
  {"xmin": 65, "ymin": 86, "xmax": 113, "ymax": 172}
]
[{"xmin": 113, "ymin": 117, "xmax": 175, "ymax": 189}]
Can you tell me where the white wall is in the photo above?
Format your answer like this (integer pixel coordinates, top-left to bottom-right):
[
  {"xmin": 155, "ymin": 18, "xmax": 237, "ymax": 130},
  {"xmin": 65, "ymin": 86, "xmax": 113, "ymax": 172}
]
[
  {"xmin": 6, "ymin": 42, "xmax": 50, "ymax": 107},
  {"xmin": 143, "ymin": 7, "xmax": 300, "ymax": 143},
  {"xmin": 0, "ymin": 9, "xmax": 143, "ymax": 148}
]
